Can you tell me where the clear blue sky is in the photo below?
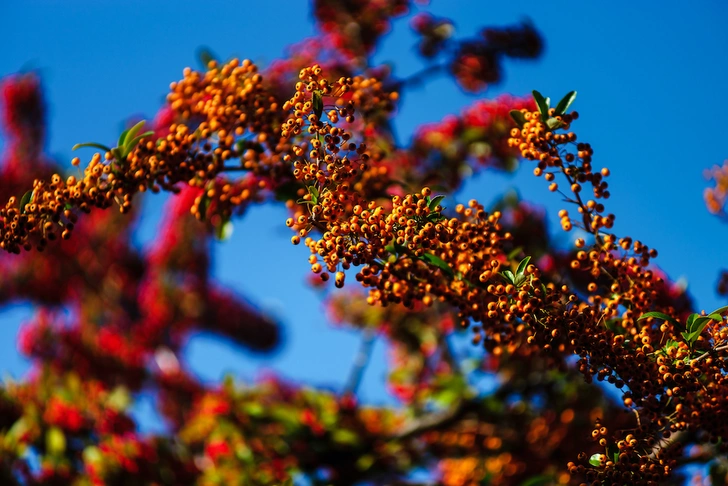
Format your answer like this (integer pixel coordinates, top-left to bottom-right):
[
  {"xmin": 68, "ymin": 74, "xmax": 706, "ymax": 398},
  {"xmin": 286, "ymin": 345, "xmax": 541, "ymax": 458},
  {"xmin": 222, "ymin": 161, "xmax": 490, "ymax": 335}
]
[{"xmin": 2, "ymin": 1, "xmax": 728, "ymax": 432}]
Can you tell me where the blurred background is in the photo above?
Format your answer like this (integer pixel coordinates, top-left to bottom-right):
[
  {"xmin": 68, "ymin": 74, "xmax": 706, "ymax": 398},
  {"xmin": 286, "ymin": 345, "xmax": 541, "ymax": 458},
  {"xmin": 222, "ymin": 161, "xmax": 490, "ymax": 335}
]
[{"xmin": 1, "ymin": 0, "xmax": 727, "ymax": 436}]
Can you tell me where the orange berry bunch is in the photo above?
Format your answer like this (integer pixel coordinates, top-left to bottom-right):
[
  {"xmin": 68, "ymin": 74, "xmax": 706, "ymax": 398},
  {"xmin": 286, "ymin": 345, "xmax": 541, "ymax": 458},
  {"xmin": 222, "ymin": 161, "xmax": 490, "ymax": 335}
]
[{"xmin": 508, "ymin": 106, "xmax": 615, "ymax": 237}]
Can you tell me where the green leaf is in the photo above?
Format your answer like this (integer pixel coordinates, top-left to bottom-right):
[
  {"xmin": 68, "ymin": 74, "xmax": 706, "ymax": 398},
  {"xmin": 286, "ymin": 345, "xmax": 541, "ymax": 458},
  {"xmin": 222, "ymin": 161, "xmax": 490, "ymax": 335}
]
[
  {"xmin": 686, "ymin": 313, "xmax": 697, "ymax": 331},
  {"xmin": 433, "ymin": 388, "xmax": 461, "ymax": 407},
  {"xmin": 681, "ymin": 331, "xmax": 697, "ymax": 343},
  {"xmin": 72, "ymin": 142, "xmax": 112, "ymax": 153},
  {"xmin": 111, "ymin": 147, "xmax": 124, "ymax": 161},
  {"xmin": 312, "ymin": 90, "xmax": 323, "ymax": 120},
  {"xmin": 658, "ymin": 339, "xmax": 679, "ymax": 355},
  {"xmin": 118, "ymin": 128, "xmax": 131, "ymax": 148},
  {"xmin": 554, "ymin": 91, "xmax": 577, "ymax": 115},
  {"xmin": 388, "ymin": 240, "xmax": 407, "ymax": 255},
  {"xmin": 332, "ymin": 429, "xmax": 359, "ymax": 446},
  {"xmin": 426, "ymin": 212, "xmax": 446, "ymax": 223},
  {"xmin": 507, "ymin": 246, "xmax": 524, "ymax": 261},
  {"xmin": 241, "ymin": 402, "xmax": 264, "ymax": 417},
  {"xmin": 589, "ymin": 453, "xmax": 602, "ymax": 467},
  {"xmin": 516, "ymin": 256, "xmax": 531, "ymax": 277},
  {"xmin": 46, "ymin": 427, "xmax": 66, "ymax": 456},
  {"xmin": 709, "ymin": 313, "xmax": 723, "ymax": 322},
  {"xmin": 500, "ymin": 270, "xmax": 515, "ymax": 284},
  {"xmin": 124, "ymin": 120, "xmax": 146, "ymax": 147},
  {"xmin": 428, "ymin": 195, "xmax": 445, "ymax": 211},
  {"xmin": 421, "ymin": 252, "xmax": 454, "ymax": 276},
  {"xmin": 126, "ymin": 131, "xmax": 154, "ymax": 153},
  {"xmin": 690, "ymin": 316, "xmax": 711, "ymax": 336},
  {"xmin": 5, "ymin": 417, "xmax": 28, "ymax": 448},
  {"xmin": 532, "ymin": 90, "xmax": 549, "ymax": 121},
  {"xmin": 107, "ymin": 386, "xmax": 131, "ymax": 411},
  {"xmin": 19, "ymin": 190, "xmax": 33, "ymax": 213},
  {"xmin": 83, "ymin": 446, "xmax": 103, "ymax": 464},
  {"xmin": 546, "ymin": 118, "xmax": 564, "ymax": 130},
  {"xmin": 197, "ymin": 47, "xmax": 217, "ymax": 69},
  {"xmin": 215, "ymin": 219, "xmax": 234, "ymax": 241},
  {"xmin": 509, "ymin": 109, "xmax": 527, "ymax": 128},
  {"xmin": 356, "ymin": 454, "xmax": 375, "ymax": 471},
  {"xmin": 608, "ymin": 443, "xmax": 620, "ymax": 464},
  {"xmin": 709, "ymin": 305, "xmax": 728, "ymax": 316},
  {"xmin": 199, "ymin": 194, "xmax": 211, "ymax": 218},
  {"xmin": 637, "ymin": 312, "xmax": 678, "ymax": 325},
  {"xmin": 307, "ymin": 185, "xmax": 319, "ymax": 204},
  {"xmin": 605, "ymin": 318, "xmax": 624, "ymax": 335}
]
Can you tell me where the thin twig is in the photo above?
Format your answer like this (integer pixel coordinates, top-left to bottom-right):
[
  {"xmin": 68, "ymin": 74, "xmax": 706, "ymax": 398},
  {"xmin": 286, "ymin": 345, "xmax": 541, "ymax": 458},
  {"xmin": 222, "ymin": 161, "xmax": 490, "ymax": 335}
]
[
  {"xmin": 343, "ymin": 328, "xmax": 376, "ymax": 395},
  {"xmin": 392, "ymin": 399, "xmax": 473, "ymax": 441}
]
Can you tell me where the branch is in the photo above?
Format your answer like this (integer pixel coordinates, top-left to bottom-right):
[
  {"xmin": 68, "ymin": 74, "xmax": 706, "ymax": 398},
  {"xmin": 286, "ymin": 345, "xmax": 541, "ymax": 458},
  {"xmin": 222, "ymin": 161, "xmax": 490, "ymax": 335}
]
[
  {"xmin": 391, "ymin": 398, "xmax": 474, "ymax": 441},
  {"xmin": 343, "ymin": 328, "xmax": 376, "ymax": 395}
]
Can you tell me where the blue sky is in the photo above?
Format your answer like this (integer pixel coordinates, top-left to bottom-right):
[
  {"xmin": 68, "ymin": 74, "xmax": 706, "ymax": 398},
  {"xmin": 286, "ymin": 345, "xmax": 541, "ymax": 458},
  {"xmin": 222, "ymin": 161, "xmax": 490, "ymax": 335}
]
[{"xmin": 1, "ymin": 1, "xmax": 728, "ymax": 428}]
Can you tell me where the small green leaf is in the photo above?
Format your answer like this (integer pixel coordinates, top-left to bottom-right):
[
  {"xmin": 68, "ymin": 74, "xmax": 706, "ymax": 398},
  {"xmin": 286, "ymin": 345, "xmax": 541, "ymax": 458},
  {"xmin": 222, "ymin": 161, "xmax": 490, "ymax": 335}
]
[
  {"xmin": 5, "ymin": 417, "xmax": 28, "ymax": 447},
  {"xmin": 19, "ymin": 190, "xmax": 33, "ymax": 213},
  {"xmin": 421, "ymin": 252, "xmax": 454, "ymax": 276},
  {"xmin": 605, "ymin": 318, "xmax": 625, "ymax": 335},
  {"xmin": 107, "ymin": 386, "xmax": 131, "ymax": 411},
  {"xmin": 356, "ymin": 454, "xmax": 375, "ymax": 471},
  {"xmin": 546, "ymin": 118, "xmax": 564, "ymax": 130},
  {"xmin": 124, "ymin": 121, "xmax": 146, "ymax": 147},
  {"xmin": 608, "ymin": 443, "xmax": 620, "ymax": 464},
  {"xmin": 111, "ymin": 147, "xmax": 124, "ymax": 161},
  {"xmin": 709, "ymin": 305, "xmax": 728, "ymax": 316},
  {"xmin": 241, "ymin": 402, "xmax": 264, "ymax": 417},
  {"xmin": 126, "ymin": 131, "xmax": 154, "ymax": 152},
  {"xmin": 532, "ymin": 90, "xmax": 549, "ymax": 121},
  {"xmin": 709, "ymin": 313, "xmax": 723, "ymax": 322},
  {"xmin": 686, "ymin": 313, "xmax": 697, "ymax": 331},
  {"xmin": 72, "ymin": 142, "xmax": 112, "ymax": 153},
  {"xmin": 428, "ymin": 195, "xmax": 445, "ymax": 211},
  {"xmin": 118, "ymin": 128, "xmax": 131, "ymax": 148},
  {"xmin": 215, "ymin": 219, "xmax": 234, "ymax": 241},
  {"xmin": 332, "ymin": 429, "xmax": 359, "ymax": 446},
  {"xmin": 312, "ymin": 90, "xmax": 323, "ymax": 120},
  {"xmin": 426, "ymin": 212, "xmax": 446, "ymax": 223},
  {"xmin": 500, "ymin": 270, "xmax": 515, "ymax": 284},
  {"xmin": 199, "ymin": 194, "xmax": 211, "ymax": 218},
  {"xmin": 197, "ymin": 47, "xmax": 217, "ymax": 69},
  {"xmin": 83, "ymin": 446, "xmax": 103, "ymax": 465},
  {"xmin": 658, "ymin": 339, "xmax": 679, "ymax": 355},
  {"xmin": 433, "ymin": 388, "xmax": 460, "ymax": 407},
  {"xmin": 589, "ymin": 453, "xmax": 602, "ymax": 467},
  {"xmin": 307, "ymin": 185, "xmax": 319, "ymax": 204},
  {"xmin": 690, "ymin": 316, "xmax": 711, "ymax": 336},
  {"xmin": 554, "ymin": 91, "xmax": 577, "ymax": 115},
  {"xmin": 509, "ymin": 109, "xmax": 527, "ymax": 128},
  {"xmin": 507, "ymin": 246, "xmax": 524, "ymax": 261},
  {"xmin": 516, "ymin": 256, "xmax": 531, "ymax": 277},
  {"xmin": 46, "ymin": 427, "xmax": 66, "ymax": 456},
  {"xmin": 637, "ymin": 312, "xmax": 678, "ymax": 325}
]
